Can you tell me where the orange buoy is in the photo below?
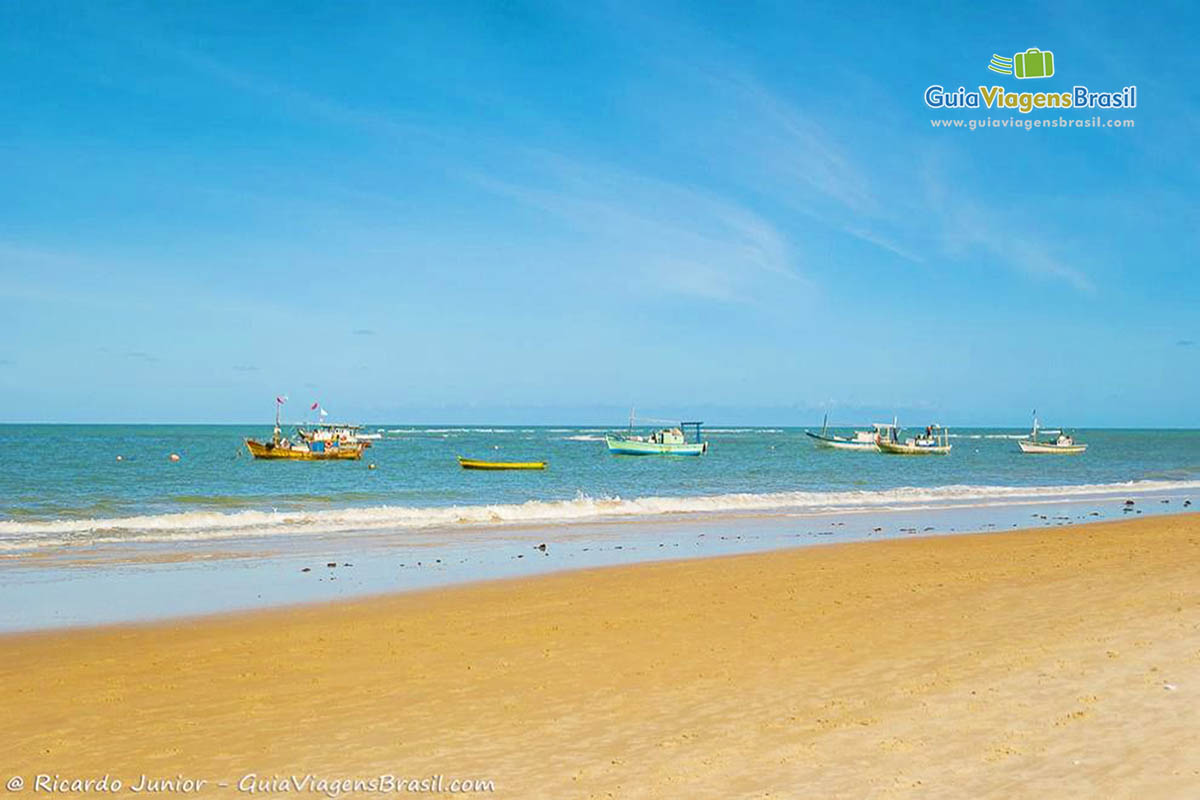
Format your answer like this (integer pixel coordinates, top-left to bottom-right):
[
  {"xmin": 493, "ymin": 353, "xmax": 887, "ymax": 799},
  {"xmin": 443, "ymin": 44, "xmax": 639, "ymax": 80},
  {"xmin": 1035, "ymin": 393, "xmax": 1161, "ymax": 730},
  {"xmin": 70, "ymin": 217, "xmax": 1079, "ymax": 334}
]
[{"xmin": 169, "ymin": 453, "xmax": 181, "ymax": 462}]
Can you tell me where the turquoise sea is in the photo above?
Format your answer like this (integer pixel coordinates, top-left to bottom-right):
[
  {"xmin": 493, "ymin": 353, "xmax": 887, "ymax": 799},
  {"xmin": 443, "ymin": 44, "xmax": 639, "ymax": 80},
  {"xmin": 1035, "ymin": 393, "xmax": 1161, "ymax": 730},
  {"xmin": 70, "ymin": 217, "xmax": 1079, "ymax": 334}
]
[{"xmin": 1, "ymin": 424, "xmax": 1196, "ymax": 630}]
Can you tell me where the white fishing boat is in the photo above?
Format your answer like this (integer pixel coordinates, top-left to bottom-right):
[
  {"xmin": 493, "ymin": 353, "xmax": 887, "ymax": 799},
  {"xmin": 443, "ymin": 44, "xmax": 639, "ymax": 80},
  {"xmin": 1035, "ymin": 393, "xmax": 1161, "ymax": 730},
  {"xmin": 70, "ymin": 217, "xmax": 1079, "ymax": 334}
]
[
  {"xmin": 605, "ymin": 410, "xmax": 708, "ymax": 456},
  {"xmin": 1018, "ymin": 414, "xmax": 1087, "ymax": 454},
  {"xmin": 875, "ymin": 420, "xmax": 952, "ymax": 455},
  {"xmin": 297, "ymin": 422, "xmax": 374, "ymax": 448},
  {"xmin": 805, "ymin": 414, "xmax": 879, "ymax": 451}
]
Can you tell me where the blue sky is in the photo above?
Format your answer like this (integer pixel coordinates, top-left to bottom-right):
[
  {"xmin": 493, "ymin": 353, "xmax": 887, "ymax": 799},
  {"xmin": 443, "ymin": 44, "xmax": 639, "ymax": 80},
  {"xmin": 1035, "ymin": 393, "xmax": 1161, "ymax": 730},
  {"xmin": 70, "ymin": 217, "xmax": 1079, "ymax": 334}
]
[{"xmin": 1, "ymin": 1, "xmax": 1196, "ymax": 425}]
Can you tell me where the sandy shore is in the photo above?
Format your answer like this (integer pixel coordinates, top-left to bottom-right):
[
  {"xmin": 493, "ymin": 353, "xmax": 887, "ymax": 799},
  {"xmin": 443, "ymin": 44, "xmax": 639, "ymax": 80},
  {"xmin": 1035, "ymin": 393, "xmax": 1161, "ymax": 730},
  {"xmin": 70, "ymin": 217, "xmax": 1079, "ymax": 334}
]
[{"xmin": 3, "ymin": 514, "xmax": 1198, "ymax": 798}]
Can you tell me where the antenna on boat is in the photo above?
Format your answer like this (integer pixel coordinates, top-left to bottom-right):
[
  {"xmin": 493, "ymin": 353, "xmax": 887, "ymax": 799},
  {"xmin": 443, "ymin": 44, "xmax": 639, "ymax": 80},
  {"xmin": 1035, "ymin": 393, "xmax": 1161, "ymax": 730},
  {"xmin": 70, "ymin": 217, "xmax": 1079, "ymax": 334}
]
[
  {"xmin": 821, "ymin": 412, "xmax": 828, "ymax": 437},
  {"xmin": 629, "ymin": 406, "xmax": 635, "ymax": 433}
]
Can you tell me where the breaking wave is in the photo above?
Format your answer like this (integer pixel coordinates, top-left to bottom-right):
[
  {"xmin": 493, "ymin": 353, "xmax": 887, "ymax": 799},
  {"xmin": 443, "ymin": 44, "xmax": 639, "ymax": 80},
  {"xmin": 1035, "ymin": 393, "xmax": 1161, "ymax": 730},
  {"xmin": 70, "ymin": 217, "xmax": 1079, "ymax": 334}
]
[{"xmin": 1, "ymin": 480, "xmax": 1196, "ymax": 552}]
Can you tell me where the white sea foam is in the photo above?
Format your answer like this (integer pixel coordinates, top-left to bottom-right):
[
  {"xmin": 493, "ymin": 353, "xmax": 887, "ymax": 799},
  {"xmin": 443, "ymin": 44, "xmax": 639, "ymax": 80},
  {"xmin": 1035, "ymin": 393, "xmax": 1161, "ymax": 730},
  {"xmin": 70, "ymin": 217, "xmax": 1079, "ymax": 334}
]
[
  {"xmin": 564, "ymin": 435, "xmax": 605, "ymax": 441},
  {"xmin": 1, "ymin": 480, "xmax": 1196, "ymax": 552}
]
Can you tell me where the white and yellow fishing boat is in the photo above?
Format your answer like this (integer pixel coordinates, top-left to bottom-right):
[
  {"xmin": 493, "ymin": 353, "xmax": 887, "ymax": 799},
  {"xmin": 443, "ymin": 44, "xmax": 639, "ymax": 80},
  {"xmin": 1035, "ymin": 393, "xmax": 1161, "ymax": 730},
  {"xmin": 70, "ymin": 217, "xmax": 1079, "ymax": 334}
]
[
  {"xmin": 875, "ymin": 420, "xmax": 952, "ymax": 455},
  {"xmin": 1017, "ymin": 415, "xmax": 1087, "ymax": 454}
]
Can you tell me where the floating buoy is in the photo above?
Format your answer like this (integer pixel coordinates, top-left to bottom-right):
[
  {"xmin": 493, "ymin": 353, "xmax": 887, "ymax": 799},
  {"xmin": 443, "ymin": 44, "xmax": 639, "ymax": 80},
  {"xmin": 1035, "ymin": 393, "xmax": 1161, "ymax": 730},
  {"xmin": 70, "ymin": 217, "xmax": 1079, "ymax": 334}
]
[
  {"xmin": 368, "ymin": 463, "xmax": 377, "ymax": 470},
  {"xmin": 169, "ymin": 453, "xmax": 181, "ymax": 462},
  {"xmin": 115, "ymin": 455, "xmax": 123, "ymax": 462}
]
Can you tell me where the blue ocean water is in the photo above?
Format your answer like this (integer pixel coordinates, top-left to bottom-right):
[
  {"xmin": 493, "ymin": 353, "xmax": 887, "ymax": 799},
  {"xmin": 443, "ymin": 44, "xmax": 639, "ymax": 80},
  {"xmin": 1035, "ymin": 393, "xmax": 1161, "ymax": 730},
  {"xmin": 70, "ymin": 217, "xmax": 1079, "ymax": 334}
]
[
  {"xmin": 0, "ymin": 424, "xmax": 1197, "ymax": 551},
  {"xmin": 1, "ymin": 423, "xmax": 1196, "ymax": 630}
]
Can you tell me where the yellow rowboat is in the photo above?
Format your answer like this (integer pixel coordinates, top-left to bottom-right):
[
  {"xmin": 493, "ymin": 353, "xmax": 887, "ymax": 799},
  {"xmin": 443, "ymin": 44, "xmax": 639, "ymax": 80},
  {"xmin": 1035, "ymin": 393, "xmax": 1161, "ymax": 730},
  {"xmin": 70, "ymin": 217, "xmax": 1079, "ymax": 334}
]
[
  {"xmin": 245, "ymin": 438, "xmax": 365, "ymax": 461},
  {"xmin": 458, "ymin": 456, "xmax": 547, "ymax": 470}
]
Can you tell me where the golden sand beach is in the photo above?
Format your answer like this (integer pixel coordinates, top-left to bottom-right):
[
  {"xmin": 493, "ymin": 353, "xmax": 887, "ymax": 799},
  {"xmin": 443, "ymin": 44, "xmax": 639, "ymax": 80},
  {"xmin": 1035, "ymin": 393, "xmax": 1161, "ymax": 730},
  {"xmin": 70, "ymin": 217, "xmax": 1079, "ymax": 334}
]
[{"xmin": 2, "ymin": 514, "xmax": 1198, "ymax": 798}]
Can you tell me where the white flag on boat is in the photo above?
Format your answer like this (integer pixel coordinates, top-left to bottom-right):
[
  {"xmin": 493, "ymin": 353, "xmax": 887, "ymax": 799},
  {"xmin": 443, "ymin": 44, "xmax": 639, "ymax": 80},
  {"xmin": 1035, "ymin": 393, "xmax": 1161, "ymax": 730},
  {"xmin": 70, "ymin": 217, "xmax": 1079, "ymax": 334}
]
[{"xmin": 319, "ymin": 407, "xmax": 328, "ymax": 417}]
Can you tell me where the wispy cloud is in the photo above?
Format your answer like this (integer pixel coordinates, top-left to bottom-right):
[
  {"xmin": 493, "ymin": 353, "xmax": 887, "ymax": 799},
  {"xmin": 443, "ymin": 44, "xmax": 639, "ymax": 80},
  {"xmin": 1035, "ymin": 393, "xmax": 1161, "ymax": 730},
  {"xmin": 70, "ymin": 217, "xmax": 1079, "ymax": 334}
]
[
  {"xmin": 125, "ymin": 351, "xmax": 160, "ymax": 363},
  {"xmin": 661, "ymin": 65, "xmax": 1094, "ymax": 291},
  {"xmin": 920, "ymin": 162, "xmax": 1095, "ymax": 293},
  {"xmin": 705, "ymin": 72, "xmax": 878, "ymax": 216},
  {"xmin": 160, "ymin": 45, "xmax": 429, "ymax": 143},
  {"xmin": 233, "ymin": 365, "xmax": 259, "ymax": 372},
  {"xmin": 352, "ymin": 328, "xmax": 376, "ymax": 336},
  {"xmin": 471, "ymin": 154, "xmax": 799, "ymax": 303},
  {"xmin": 1178, "ymin": 339, "xmax": 1196, "ymax": 347},
  {"xmin": 148, "ymin": 18, "xmax": 1095, "ymax": 297}
]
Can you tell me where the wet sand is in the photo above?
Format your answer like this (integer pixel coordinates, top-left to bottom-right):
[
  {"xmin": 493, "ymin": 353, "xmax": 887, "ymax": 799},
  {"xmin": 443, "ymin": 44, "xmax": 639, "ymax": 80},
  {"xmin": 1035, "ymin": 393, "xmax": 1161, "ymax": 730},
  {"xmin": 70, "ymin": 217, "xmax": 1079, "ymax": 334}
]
[{"xmin": 2, "ymin": 514, "xmax": 1198, "ymax": 798}]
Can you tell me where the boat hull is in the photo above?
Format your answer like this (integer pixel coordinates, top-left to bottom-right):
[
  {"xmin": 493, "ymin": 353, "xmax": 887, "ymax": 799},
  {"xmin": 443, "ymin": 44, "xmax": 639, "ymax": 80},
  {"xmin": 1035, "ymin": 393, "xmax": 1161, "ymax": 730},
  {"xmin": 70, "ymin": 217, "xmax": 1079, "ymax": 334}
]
[
  {"xmin": 876, "ymin": 440, "xmax": 952, "ymax": 455},
  {"xmin": 458, "ymin": 457, "xmax": 546, "ymax": 470},
  {"xmin": 605, "ymin": 435, "xmax": 707, "ymax": 456},
  {"xmin": 1017, "ymin": 440, "xmax": 1087, "ymax": 454},
  {"xmin": 245, "ymin": 439, "xmax": 364, "ymax": 460}
]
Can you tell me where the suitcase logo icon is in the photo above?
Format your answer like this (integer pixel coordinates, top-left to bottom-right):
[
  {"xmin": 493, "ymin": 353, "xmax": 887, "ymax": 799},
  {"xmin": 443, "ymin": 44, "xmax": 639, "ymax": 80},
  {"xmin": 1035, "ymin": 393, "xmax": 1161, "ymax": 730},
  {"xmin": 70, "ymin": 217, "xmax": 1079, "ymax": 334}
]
[{"xmin": 988, "ymin": 48, "xmax": 1055, "ymax": 79}]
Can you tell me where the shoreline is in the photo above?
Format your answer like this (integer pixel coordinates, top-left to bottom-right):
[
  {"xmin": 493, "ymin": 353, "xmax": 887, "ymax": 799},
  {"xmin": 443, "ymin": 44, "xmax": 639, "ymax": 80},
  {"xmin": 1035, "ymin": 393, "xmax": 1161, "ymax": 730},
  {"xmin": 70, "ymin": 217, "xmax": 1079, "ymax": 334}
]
[
  {"xmin": 0, "ymin": 489, "xmax": 1193, "ymax": 632},
  {"xmin": 4, "ymin": 514, "xmax": 1200, "ymax": 797}
]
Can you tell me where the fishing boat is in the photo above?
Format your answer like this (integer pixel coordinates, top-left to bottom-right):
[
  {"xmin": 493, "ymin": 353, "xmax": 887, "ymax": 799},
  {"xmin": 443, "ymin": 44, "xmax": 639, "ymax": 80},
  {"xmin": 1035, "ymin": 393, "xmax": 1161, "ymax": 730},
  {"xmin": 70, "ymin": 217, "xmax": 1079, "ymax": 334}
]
[
  {"xmin": 605, "ymin": 412, "xmax": 708, "ymax": 456},
  {"xmin": 245, "ymin": 437, "xmax": 365, "ymax": 460},
  {"xmin": 458, "ymin": 457, "xmax": 547, "ymax": 470},
  {"xmin": 245, "ymin": 398, "xmax": 366, "ymax": 460},
  {"xmin": 1018, "ymin": 414, "xmax": 1087, "ymax": 454},
  {"xmin": 875, "ymin": 420, "xmax": 952, "ymax": 455},
  {"xmin": 805, "ymin": 414, "xmax": 880, "ymax": 451}
]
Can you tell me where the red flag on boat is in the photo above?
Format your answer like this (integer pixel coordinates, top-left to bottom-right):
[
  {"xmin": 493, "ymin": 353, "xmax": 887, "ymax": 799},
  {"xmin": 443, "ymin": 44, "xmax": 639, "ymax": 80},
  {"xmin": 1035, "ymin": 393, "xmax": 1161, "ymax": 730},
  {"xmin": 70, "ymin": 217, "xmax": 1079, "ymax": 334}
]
[
  {"xmin": 311, "ymin": 401, "xmax": 320, "ymax": 410},
  {"xmin": 276, "ymin": 395, "xmax": 287, "ymax": 405}
]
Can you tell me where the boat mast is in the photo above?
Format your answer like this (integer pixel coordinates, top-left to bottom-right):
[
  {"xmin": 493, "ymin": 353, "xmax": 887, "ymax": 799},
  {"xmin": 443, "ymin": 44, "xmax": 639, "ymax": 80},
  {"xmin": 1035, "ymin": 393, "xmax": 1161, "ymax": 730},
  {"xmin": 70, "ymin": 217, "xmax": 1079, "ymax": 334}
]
[{"xmin": 274, "ymin": 396, "xmax": 284, "ymax": 444}]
